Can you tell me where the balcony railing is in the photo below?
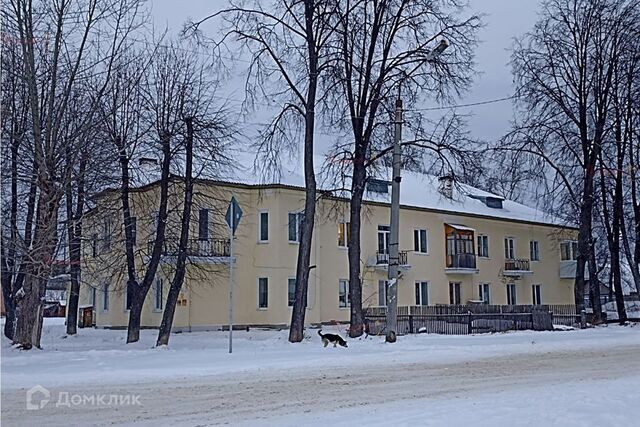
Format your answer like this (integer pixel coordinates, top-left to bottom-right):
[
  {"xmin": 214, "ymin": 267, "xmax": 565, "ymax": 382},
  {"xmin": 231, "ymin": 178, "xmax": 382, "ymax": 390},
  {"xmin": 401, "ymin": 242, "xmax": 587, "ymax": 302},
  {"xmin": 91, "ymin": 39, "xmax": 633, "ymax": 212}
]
[
  {"xmin": 505, "ymin": 258, "xmax": 530, "ymax": 272},
  {"xmin": 376, "ymin": 251, "xmax": 408, "ymax": 266},
  {"xmin": 148, "ymin": 238, "xmax": 231, "ymax": 258},
  {"xmin": 446, "ymin": 253, "xmax": 477, "ymax": 269}
]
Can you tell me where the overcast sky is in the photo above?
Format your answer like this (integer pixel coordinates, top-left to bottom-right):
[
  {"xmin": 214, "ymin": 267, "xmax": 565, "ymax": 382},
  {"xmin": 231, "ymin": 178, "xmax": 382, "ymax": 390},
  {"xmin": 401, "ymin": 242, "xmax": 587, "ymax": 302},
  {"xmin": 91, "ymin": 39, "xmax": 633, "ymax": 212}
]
[{"xmin": 150, "ymin": 0, "xmax": 542, "ymax": 144}]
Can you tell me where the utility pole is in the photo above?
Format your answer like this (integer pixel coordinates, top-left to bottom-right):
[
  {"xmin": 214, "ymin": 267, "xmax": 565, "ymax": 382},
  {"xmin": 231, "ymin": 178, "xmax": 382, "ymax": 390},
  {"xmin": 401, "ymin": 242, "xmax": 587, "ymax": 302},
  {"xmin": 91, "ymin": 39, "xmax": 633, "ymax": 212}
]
[
  {"xmin": 386, "ymin": 96, "xmax": 403, "ymax": 343},
  {"xmin": 384, "ymin": 40, "xmax": 449, "ymax": 343}
]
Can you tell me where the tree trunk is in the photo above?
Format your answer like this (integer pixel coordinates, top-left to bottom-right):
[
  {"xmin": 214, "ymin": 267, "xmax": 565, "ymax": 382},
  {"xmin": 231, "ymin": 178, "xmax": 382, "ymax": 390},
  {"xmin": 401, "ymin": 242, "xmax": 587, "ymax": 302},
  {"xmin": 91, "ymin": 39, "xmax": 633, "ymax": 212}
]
[
  {"xmin": 1, "ymin": 234, "xmax": 15, "ymax": 339},
  {"xmin": 573, "ymin": 166, "xmax": 595, "ymax": 315},
  {"xmin": 288, "ymin": 109, "xmax": 317, "ymax": 343},
  {"xmin": 347, "ymin": 158, "xmax": 366, "ymax": 338},
  {"xmin": 65, "ymin": 156, "xmax": 86, "ymax": 335},
  {"xmin": 14, "ymin": 188, "xmax": 60, "ymax": 349},
  {"xmin": 588, "ymin": 237, "xmax": 603, "ymax": 324},
  {"xmin": 288, "ymin": 0, "xmax": 319, "ymax": 343},
  {"xmin": 126, "ymin": 132, "xmax": 172, "ymax": 343},
  {"xmin": 157, "ymin": 118, "xmax": 194, "ymax": 347}
]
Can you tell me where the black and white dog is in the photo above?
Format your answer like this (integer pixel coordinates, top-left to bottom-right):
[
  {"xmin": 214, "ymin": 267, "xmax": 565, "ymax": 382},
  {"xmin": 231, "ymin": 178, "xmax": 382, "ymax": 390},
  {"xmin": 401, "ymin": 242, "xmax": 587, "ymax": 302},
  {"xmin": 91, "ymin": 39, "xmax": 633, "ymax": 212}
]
[{"xmin": 318, "ymin": 329, "xmax": 348, "ymax": 348}]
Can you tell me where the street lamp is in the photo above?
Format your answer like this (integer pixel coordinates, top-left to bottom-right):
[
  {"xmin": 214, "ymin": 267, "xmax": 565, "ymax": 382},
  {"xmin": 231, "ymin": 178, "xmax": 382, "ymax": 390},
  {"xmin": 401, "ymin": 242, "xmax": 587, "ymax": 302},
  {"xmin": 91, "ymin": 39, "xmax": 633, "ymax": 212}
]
[{"xmin": 385, "ymin": 40, "xmax": 449, "ymax": 343}]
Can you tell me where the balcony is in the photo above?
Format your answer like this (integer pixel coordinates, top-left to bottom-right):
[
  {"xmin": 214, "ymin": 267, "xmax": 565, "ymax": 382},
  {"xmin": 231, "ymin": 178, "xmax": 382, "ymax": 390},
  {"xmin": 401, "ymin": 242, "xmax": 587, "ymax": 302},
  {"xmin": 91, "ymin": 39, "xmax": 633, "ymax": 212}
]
[
  {"xmin": 503, "ymin": 259, "xmax": 533, "ymax": 277},
  {"xmin": 445, "ymin": 253, "xmax": 478, "ymax": 274},
  {"xmin": 368, "ymin": 251, "xmax": 410, "ymax": 271},
  {"xmin": 148, "ymin": 238, "xmax": 232, "ymax": 264}
]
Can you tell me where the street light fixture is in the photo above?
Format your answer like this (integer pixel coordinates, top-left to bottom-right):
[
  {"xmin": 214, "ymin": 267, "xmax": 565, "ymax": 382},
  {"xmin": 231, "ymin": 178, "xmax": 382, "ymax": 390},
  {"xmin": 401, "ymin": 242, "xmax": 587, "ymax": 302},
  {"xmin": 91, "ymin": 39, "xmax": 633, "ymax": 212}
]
[{"xmin": 385, "ymin": 40, "xmax": 449, "ymax": 343}]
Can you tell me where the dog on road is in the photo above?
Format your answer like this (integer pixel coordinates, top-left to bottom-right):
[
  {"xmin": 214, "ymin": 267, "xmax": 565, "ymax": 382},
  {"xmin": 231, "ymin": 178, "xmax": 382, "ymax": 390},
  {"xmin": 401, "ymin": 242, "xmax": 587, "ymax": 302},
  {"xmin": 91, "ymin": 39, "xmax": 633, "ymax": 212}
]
[{"xmin": 318, "ymin": 330, "xmax": 348, "ymax": 348}]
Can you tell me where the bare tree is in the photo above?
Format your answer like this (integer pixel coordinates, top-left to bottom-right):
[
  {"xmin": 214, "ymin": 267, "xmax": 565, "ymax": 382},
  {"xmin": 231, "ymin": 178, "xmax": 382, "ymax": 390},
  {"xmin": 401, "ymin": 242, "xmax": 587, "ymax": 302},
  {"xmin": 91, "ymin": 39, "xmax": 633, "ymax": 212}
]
[
  {"xmin": 506, "ymin": 0, "xmax": 637, "ymax": 320},
  {"xmin": 5, "ymin": 0, "xmax": 146, "ymax": 349},
  {"xmin": 189, "ymin": 0, "xmax": 338, "ymax": 342},
  {"xmin": 323, "ymin": 0, "xmax": 480, "ymax": 337},
  {"xmin": 156, "ymin": 46, "xmax": 235, "ymax": 346}
]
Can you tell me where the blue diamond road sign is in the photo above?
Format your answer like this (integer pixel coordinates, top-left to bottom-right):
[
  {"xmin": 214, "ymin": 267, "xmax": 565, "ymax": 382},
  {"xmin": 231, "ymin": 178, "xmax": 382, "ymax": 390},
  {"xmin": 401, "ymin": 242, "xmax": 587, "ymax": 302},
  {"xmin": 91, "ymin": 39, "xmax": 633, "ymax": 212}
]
[{"xmin": 225, "ymin": 196, "xmax": 243, "ymax": 235}]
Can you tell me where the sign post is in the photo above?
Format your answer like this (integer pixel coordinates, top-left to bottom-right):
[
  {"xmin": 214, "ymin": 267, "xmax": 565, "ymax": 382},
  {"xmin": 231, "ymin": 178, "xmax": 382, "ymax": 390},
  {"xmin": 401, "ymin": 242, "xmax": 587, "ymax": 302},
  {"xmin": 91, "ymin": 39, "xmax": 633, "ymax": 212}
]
[{"xmin": 225, "ymin": 196, "xmax": 242, "ymax": 353}]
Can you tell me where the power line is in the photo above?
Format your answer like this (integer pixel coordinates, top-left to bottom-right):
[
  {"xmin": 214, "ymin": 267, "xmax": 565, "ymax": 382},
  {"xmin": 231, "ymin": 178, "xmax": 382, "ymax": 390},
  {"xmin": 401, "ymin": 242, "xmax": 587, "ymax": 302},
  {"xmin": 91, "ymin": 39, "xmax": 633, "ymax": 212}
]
[{"xmin": 408, "ymin": 95, "xmax": 516, "ymax": 112}]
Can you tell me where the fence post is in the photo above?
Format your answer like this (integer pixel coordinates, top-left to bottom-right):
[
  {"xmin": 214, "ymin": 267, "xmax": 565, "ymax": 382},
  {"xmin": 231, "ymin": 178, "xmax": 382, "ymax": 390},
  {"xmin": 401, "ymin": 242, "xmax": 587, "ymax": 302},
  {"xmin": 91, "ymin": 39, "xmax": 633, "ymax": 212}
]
[
  {"xmin": 580, "ymin": 310, "xmax": 587, "ymax": 329},
  {"xmin": 409, "ymin": 315, "xmax": 414, "ymax": 334},
  {"xmin": 467, "ymin": 312, "xmax": 472, "ymax": 334}
]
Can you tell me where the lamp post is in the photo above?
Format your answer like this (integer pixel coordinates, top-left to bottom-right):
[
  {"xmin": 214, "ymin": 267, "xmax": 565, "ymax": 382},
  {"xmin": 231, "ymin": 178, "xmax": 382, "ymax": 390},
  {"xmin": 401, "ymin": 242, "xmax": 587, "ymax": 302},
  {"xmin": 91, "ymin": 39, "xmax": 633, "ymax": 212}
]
[{"xmin": 385, "ymin": 40, "xmax": 449, "ymax": 343}]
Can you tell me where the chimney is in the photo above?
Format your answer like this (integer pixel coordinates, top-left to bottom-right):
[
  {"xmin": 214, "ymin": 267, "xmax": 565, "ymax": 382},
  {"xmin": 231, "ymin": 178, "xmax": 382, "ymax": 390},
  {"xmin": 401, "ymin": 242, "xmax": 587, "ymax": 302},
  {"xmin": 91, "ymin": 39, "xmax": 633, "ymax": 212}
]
[
  {"xmin": 137, "ymin": 157, "xmax": 160, "ymax": 182},
  {"xmin": 438, "ymin": 174, "xmax": 454, "ymax": 199}
]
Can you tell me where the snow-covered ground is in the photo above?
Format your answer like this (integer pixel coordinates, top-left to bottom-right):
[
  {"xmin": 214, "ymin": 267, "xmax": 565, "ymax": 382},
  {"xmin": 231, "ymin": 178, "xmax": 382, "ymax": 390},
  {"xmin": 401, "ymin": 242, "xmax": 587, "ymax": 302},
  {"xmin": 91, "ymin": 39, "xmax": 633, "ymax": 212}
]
[{"xmin": 2, "ymin": 318, "xmax": 639, "ymax": 426}]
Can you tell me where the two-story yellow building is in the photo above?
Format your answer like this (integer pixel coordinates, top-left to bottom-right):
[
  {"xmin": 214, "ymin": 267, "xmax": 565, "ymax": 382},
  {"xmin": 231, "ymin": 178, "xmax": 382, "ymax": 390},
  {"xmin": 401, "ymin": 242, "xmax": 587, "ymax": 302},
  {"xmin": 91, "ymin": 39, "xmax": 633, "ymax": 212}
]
[{"xmin": 79, "ymin": 166, "xmax": 579, "ymax": 330}]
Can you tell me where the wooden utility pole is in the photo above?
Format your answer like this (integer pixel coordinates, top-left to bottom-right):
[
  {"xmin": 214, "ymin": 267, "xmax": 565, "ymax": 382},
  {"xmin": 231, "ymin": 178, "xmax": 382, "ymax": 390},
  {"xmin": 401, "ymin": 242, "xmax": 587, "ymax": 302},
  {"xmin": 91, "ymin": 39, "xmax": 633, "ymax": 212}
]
[{"xmin": 385, "ymin": 97, "xmax": 403, "ymax": 343}]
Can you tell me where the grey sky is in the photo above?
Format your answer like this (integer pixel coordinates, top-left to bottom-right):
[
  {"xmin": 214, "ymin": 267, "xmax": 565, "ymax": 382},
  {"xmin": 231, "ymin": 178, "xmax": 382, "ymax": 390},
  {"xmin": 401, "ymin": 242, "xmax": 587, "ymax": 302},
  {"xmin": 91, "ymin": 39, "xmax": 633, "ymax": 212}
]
[{"xmin": 150, "ymin": 0, "xmax": 541, "ymax": 144}]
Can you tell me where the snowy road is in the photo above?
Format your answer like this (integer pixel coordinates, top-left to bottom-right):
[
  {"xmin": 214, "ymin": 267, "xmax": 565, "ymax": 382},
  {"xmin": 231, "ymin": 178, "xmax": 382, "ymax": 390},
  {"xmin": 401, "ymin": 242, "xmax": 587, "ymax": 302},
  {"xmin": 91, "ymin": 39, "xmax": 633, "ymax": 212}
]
[{"xmin": 3, "ymin": 341, "xmax": 640, "ymax": 426}]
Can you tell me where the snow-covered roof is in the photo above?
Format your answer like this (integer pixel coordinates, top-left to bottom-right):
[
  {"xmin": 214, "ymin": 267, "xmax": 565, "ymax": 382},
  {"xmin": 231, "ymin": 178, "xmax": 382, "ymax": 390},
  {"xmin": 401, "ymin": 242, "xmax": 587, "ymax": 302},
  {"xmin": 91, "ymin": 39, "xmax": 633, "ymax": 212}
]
[{"xmin": 131, "ymin": 152, "xmax": 571, "ymax": 229}]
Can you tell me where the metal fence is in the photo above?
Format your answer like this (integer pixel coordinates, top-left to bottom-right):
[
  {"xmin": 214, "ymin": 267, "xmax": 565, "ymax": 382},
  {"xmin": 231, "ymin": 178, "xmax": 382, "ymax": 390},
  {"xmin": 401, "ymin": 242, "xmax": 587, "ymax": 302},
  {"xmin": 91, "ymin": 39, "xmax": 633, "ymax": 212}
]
[{"xmin": 365, "ymin": 304, "xmax": 578, "ymax": 335}]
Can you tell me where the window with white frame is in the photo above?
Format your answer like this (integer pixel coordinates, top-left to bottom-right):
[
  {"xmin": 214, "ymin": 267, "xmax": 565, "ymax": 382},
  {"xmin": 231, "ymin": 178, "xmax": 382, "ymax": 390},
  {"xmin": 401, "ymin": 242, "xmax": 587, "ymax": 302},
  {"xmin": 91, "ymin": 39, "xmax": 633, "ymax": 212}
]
[
  {"xmin": 259, "ymin": 211, "xmax": 269, "ymax": 242},
  {"xmin": 479, "ymin": 283, "xmax": 490, "ymax": 304},
  {"xmin": 506, "ymin": 283, "xmax": 517, "ymax": 305},
  {"xmin": 532, "ymin": 284, "xmax": 542, "ymax": 305},
  {"xmin": 288, "ymin": 212, "xmax": 304, "ymax": 243},
  {"xmin": 504, "ymin": 237, "xmax": 515, "ymax": 260},
  {"xmin": 449, "ymin": 282, "xmax": 461, "ymax": 305},
  {"xmin": 287, "ymin": 277, "xmax": 296, "ymax": 307},
  {"xmin": 102, "ymin": 217, "xmax": 112, "ymax": 252},
  {"xmin": 258, "ymin": 277, "xmax": 268, "ymax": 308},
  {"xmin": 378, "ymin": 280, "xmax": 388, "ymax": 306},
  {"xmin": 154, "ymin": 278, "xmax": 163, "ymax": 311},
  {"xmin": 198, "ymin": 208, "xmax": 209, "ymax": 241},
  {"xmin": 338, "ymin": 222, "xmax": 350, "ymax": 247},
  {"xmin": 560, "ymin": 240, "xmax": 578, "ymax": 261},
  {"xmin": 415, "ymin": 281, "xmax": 429, "ymax": 306},
  {"xmin": 413, "ymin": 229, "xmax": 428, "ymax": 253},
  {"xmin": 530, "ymin": 240, "xmax": 540, "ymax": 261},
  {"xmin": 339, "ymin": 279, "xmax": 350, "ymax": 308},
  {"xmin": 477, "ymin": 235, "xmax": 489, "ymax": 258}
]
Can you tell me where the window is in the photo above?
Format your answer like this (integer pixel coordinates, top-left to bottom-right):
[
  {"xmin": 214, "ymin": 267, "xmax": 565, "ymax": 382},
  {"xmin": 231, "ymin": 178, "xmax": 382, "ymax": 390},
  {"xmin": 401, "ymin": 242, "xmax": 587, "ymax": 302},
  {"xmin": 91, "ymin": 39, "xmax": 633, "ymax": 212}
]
[
  {"xmin": 258, "ymin": 211, "xmax": 269, "ymax": 242},
  {"xmin": 258, "ymin": 277, "xmax": 268, "ymax": 308},
  {"xmin": 126, "ymin": 282, "xmax": 133, "ymax": 310},
  {"xmin": 477, "ymin": 235, "xmax": 489, "ymax": 258},
  {"xmin": 532, "ymin": 284, "xmax": 542, "ymax": 305},
  {"xmin": 339, "ymin": 279, "xmax": 350, "ymax": 308},
  {"xmin": 102, "ymin": 218, "xmax": 112, "ymax": 252},
  {"xmin": 91, "ymin": 233, "xmax": 98, "ymax": 258},
  {"xmin": 415, "ymin": 281, "xmax": 429, "ymax": 306},
  {"xmin": 287, "ymin": 277, "xmax": 296, "ymax": 307},
  {"xmin": 91, "ymin": 287, "xmax": 97, "ymax": 307},
  {"xmin": 102, "ymin": 283, "xmax": 109, "ymax": 311},
  {"xmin": 530, "ymin": 240, "xmax": 540, "ymax": 261},
  {"xmin": 479, "ymin": 283, "xmax": 490, "ymax": 304},
  {"xmin": 449, "ymin": 282, "xmax": 461, "ymax": 305},
  {"xmin": 154, "ymin": 278, "xmax": 163, "ymax": 311},
  {"xmin": 338, "ymin": 222, "xmax": 350, "ymax": 247},
  {"xmin": 198, "ymin": 209, "xmax": 209, "ymax": 241},
  {"xmin": 506, "ymin": 283, "xmax": 517, "ymax": 305},
  {"xmin": 378, "ymin": 225, "xmax": 390, "ymax": 255},
  {"xmin": 288, "ymin": 212, "xmax": 304, "ymax": 243},
  {"xmin": 560, "ymin": 240, "xmax": 578, "ymax": 261},
  {"xmin": 504, "ymin": 237, "xmax": 515, "ymax": 260},
  {"xmin": 414, "ymin": 229, "xmax": 428, "ymax": 253},
  {"xmin": 378, "ymin": 280, "xmax": 388, "ymax": 306}
]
